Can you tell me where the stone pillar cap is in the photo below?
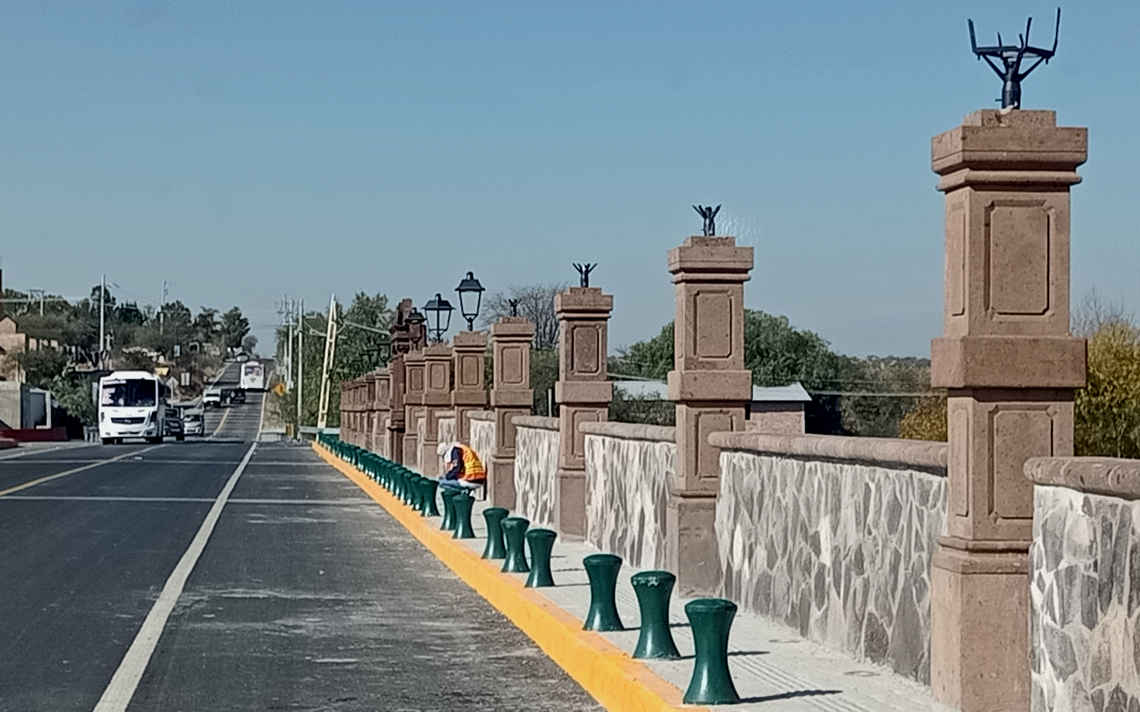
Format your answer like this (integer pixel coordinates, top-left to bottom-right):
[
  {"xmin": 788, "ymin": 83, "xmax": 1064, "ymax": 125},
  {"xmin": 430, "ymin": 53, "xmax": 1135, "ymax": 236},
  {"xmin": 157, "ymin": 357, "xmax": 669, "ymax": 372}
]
[
  {"xmin": 932, "ymin": 109, "xmax": 1087, "ymax": 177},
  {"xmin": 452, "ymin": 330, "xmax": 488, "ymax": 349},
  {"xmin": 554, "ymin": 287, "xmax": 613, "ymax": 314},
  {"xmin": 492, "ymin": 318, "xmax": 536, "ymax": 338},
  {"xmin": 668, "ymin": 236, "xmax": 754, "ymax": 281},
  {"xmin": 424, "ymin": 343, "xmax": 452, "ymax": 357}
]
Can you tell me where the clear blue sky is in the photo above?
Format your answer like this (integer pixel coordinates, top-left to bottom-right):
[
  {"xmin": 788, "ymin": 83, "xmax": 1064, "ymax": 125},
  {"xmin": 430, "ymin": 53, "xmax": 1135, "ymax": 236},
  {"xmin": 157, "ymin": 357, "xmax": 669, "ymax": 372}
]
[{"xmin": 1, "ymin": 1, "xmax": 1136, "ymax": 357}]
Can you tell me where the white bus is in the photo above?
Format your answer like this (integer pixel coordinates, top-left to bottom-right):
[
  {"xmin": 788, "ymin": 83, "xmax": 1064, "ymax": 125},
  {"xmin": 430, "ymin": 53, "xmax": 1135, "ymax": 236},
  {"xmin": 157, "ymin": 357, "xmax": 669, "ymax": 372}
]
[
  {"xmin": 98, "ymin": 371, "xmax": 169, "ymax": 445},
  {"xmin": 239, "ymin": 361, "xmax": 265, "ymax": 391}
]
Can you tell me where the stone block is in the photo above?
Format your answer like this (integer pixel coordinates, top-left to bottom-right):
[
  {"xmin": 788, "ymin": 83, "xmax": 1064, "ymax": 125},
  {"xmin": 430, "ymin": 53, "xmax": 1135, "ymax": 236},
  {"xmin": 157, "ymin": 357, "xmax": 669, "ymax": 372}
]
[
  {"xmin": 558, "ymin": 405, "xmax": 606, "ymax": 469},
  {"xmin": 554, "ymin": 380, "xmax": 613, "ymax": 404},
  {"xmin": 675, "ymin": 405, "xmax": 744, "ymax": 494},
  {"xmin": 490, "ymin": 390, "xmax": 532, "ymax": 409},
  {"xmin": 932, "ymin": 336, "xmax": 1087, "ymax": 388},
  {"xmin": 555, "ymin": 468, "xmax": 587, "ymax": 539},
  {"xmin": 945, "ymin": 390, "xmax": 1073, "ymax": 543},
  {"xmin": 666, "ymin": 494, "xmax": 720, "ymax": 597},
  {"xmin": 488, "ymin": 454, "xmax": 517, "ymax": 510},
  {"xmin": 666, "ymin": 370, "xmax": 752, "ymax": 402},
  {"xmin": 931, "ymin": 547, "xmax": 1030, "ymax": 712}
]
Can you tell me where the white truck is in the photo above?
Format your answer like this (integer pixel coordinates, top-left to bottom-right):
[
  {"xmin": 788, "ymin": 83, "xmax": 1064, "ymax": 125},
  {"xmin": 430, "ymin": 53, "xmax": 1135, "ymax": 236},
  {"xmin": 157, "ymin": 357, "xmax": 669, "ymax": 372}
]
[
  {"xmin": 239, "ymin": 361, "xmax": 265, "ymax": 391},
  {"xmin": 98, "ymin": 371, "xmax": 169, "ymax": 444}
]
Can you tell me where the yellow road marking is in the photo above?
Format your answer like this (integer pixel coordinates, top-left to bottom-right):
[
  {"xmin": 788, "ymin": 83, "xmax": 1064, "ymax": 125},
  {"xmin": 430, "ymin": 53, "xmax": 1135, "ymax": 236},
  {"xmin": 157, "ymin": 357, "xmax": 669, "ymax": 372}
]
[
  {"xmin": 313, "ymin": 443, "xmax": 704, "ymax": 712},
  {"xmin": 211, "ymin": 408, "xmax": 231, "ymax": 438},
  {"xmin": 0, "ymin": 444, "xmax": 166, "ymax": 498}
]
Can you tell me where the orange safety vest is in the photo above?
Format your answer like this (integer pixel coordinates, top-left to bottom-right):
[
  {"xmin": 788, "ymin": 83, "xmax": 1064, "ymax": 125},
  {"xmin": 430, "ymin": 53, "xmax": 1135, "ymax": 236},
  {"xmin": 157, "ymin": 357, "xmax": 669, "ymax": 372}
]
[{"xmin": 457, "ymin": 443, "xmax": 486, "ymax": 481}]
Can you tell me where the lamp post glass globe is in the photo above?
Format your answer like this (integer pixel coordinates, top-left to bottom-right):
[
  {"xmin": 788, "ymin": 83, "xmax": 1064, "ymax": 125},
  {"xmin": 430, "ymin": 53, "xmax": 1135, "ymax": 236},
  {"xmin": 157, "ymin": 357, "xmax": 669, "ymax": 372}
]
[
  {"xmin": 422, "ymin": 293, "xmax": 454, "ymax": 343},
  {"xmin": 455, "ymin": 271, "xmax": 485, "ymax": 331}
]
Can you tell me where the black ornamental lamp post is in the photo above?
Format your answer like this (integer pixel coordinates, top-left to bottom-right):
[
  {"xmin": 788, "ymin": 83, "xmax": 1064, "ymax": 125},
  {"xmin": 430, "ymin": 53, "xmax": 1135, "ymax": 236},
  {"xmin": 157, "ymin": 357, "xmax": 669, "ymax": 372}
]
[
  {"xmin": 455, "ymin": 271, "xmax": 485, "ymax": 331},
  {"xmin": 422, "ymin": 294, "xmax": 454, "ymax": 343}
]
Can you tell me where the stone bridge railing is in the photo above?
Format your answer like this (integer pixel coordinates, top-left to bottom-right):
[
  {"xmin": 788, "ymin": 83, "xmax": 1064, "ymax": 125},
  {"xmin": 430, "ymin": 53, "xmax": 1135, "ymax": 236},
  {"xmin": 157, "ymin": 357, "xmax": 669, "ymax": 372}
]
[
  {"xmin": 1025, "ymin": 457, "xmax": 1140, "ymax": 712},
  {"xmin": 712, "ymin": 432, "xmax": 947, "ymax": 683},
  {"xmin": 332, "ymin": 105, "xmax": 1091, "ymax": 712},
  {"xmin": 581, "ymin": 422, "xmax": 675, "ymax": 572},
  {"xmin": 514, "ymin": 415, "xmax": 559, "ymax": 528}
]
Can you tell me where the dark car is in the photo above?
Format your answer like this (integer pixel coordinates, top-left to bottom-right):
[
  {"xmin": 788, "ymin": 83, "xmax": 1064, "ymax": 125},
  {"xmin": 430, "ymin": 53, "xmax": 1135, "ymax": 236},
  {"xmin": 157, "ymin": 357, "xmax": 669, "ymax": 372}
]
[
  {"xmin": 163, "ymin": 411, "xmax": 185, "ymax": 441},
  {"xmin": 230, "ymin": 388, "xmax": 247, "ymax": 404}
]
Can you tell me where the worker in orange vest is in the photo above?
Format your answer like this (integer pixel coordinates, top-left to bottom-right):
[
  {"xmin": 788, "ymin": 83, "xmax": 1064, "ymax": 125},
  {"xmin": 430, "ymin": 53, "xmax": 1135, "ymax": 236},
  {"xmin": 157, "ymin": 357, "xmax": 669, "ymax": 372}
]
[{"xmin": 437, "ymin": 441, "xmax": 486, "ymax": 491}]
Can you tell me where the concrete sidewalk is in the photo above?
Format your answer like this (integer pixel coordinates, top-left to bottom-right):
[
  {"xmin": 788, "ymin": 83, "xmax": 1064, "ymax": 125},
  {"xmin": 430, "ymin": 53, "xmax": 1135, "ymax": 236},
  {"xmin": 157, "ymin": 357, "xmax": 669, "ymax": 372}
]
[{"xmin": 317, "ymin": 444, "xmax": 952, "ymax": 712}]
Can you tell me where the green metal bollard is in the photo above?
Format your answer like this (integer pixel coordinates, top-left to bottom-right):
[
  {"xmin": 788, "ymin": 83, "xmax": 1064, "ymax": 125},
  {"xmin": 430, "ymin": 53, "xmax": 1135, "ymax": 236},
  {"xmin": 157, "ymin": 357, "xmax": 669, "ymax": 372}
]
[
  {"xmin": 440, "ymin": 489, "xmax": 457, "ymax": 530},
  {"xmin": 500, "ymin": 517, "xmax": 530, "ymax": 573},
  {"xmin": 582, "ymin": 554, "xmax": 624, "ymax": 631},
  {"xmin": 682, "ymin": 598, "xmax": 740, "ymax": 705},
  {"xmin": 524, "ymin": 528, "xmax": 557, "ymax": 588},
  {"xmin": 451, "ymin": 491, "xmax": 476, "ymax": 539},
  {"xmin": 481, "ymin": 507, "xmax": 509, "ymax": 559},
  {"xmin": 411, "ymin": 476, "xmax": 426, "ymax": 513},
  {"xmin": 401, "ymin": 471, "xmax": 415, "ymax": 506},
  {"xmin": 631, "ymin": 571, "xmax": 681, "ymax": 660},
  {"xmin": 419, "ymin": 478, "xmax": 435, "ymax": 517},
  {"xmin": 392, "ymin": 468, "xmax": 404, "ymax": 499}
]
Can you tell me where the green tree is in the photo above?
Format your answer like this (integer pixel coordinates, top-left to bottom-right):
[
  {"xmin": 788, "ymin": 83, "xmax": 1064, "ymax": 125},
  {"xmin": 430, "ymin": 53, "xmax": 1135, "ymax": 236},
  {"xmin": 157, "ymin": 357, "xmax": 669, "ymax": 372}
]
[
  {"xmin": 1075, "ymin": 321, "xmax": 1140, "ymax": 457},
  {"xmin": 899, "ymin": 395, "xmax": 948, "ymax": 442},
  {"xmin": 221, "ymin": 307, "xmax": 250, "ymax": 351},
  {"xmin": 837, "ymin": 356, "xmax": 932, "ymax": 437},
  {"xmin": 336, "ymin": 293, "xmax": 393, "ymax": 378},
  {"xmin": 193, "ymin": 307, "xmax": 221, "ymax": 344}
]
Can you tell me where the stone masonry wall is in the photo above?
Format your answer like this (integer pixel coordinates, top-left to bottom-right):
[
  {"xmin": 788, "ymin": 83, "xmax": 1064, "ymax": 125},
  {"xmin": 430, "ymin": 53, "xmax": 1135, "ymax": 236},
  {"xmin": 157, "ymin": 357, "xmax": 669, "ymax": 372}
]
[
  {"xmin": 514, "ymin": 416, "xmax": 559, "ymax": 528},
  {"xmin": 1027, "ymin": 458, "xmax": 1140, "ymax": 712},
  {"xmin": 438, "ymin": 415, "xmax": 456, "ymax": 449},
  {"xmin": 468, "ymin": 411, "xmax": 495, "ymax": 464},
  {"xmin": 712, "ymin": 433, "xmax": 947, "ymax": 684},
  {"xmin": 582, "ymin": 423, "xmax": 675, "ymax": 571}
]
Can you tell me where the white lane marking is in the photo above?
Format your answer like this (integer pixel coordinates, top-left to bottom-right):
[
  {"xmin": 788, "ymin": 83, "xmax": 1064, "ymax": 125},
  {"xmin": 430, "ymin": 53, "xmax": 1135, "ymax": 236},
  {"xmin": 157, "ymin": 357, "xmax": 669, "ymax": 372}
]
[
  {"xmin": 0, "ymin": 442, "xmax": 100, "ymax": 461},
  {"xmin": 256, "ymin": 391, "xmax": 266, "ymax": 440},
  {"xmin": 91, "ymin": 441, "xmax": 258, "ymax": 712},
  {"xmin": 0, "ymin": 495, "xmax": 366, "ymax": 507},
  {"xmin": 0, "ymin": 495, "xmax": 217, "ymax": 503},
  {"xmin": 0, "ymin": 444, "xmax": 168, "ymax": 498}
]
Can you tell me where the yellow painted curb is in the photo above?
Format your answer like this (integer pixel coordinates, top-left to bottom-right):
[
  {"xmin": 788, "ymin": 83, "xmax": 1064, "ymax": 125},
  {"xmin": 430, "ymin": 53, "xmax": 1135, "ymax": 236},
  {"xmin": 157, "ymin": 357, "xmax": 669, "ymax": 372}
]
[{"xmin": 313, "ymin": 443, "xmax": 706, "ymax": 712}]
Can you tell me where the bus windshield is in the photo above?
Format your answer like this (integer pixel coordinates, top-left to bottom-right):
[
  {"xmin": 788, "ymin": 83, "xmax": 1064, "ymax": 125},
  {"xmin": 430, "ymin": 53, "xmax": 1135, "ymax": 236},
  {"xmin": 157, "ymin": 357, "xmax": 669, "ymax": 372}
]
[{"xmin": 100, "ymin": 379, "xmax": 157, "ymax": 408}]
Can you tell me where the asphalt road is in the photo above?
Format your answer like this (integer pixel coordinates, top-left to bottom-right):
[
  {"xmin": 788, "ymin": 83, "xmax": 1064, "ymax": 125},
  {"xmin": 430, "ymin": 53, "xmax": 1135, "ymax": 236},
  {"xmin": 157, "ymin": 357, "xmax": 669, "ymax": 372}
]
[{"xmin": 0, "ymin": 363, "xmax": 600, "ymax": 712}]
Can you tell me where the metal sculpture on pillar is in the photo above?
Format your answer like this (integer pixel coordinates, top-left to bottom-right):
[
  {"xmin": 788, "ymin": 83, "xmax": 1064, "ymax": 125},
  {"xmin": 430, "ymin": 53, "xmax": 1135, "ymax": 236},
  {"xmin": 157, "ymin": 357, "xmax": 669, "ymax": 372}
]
[
  {"xmin": 693, "ymin": 205, "xmax": 720, "ymax": 236},
  {"xmin": 969, "ymin": 8, "xmax": 1060, "ymax": 109},
  {"xmin": 572, "ymin": 263, "xmax": 596, "ymax": 288}
]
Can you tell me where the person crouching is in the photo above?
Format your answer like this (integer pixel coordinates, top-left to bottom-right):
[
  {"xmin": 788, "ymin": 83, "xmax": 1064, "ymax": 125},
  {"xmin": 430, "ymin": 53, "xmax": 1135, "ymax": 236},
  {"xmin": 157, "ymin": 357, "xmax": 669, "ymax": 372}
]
[{"xmin": 437, "ymin": 441, "xmax": 486, "ymax": 492}]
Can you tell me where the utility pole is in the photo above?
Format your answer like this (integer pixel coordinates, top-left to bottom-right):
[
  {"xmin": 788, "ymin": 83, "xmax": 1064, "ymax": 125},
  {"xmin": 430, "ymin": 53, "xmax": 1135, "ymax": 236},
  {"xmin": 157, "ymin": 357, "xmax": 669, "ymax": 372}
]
[
  {"xmin": 285, "ymin": 295, "xmax": 294, "ymax": 389},
  {"xmin": 317, "ymin": 294, "xmax": 337, "ymax": 430},
  {"xmin": 98, "ymin": 274, "xmax": 106, "ymax": 369},
  {"xmin": 296, "ymin": 299, "xmax": 304, "ymax": 433},
  {"xmin": 159, "ymin": 280, "xmax": 168, "ymax": 334}
]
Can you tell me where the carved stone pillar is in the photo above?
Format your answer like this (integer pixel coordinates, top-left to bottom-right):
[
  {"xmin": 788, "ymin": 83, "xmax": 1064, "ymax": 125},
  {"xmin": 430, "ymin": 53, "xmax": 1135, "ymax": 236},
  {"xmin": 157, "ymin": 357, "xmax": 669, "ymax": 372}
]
[
  {"xmin": 387, "ymin": 355, "xmax": 406, "ymax": 463},
  {"xmin": 419, "ymin": 343, "xmax": 453, "ymax": 477},
  {"xmin": 554, "ymin": 287, "xmax": 613, "ymax": 538},
  {"xmin": 451, "ymin": 331, "xmax": 488, "ymax": 442},
  {"xmin": 929, "ymin": 109, "xmax": 1087, "ymax": 712},
  {"xmin": 666, "ymin": 236, "xmax": 753, "ymax": 596},
  {"xmin": 489, "ymin": 317, "xmax": 535, "ymax": 509},
  {"xmin": 403, "ymin": 349, "xmax": 425, "ymax": 468}
]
